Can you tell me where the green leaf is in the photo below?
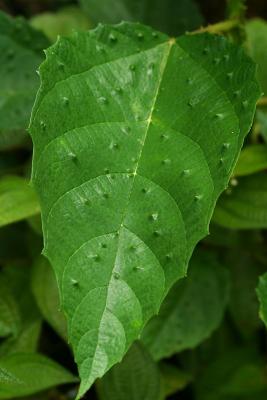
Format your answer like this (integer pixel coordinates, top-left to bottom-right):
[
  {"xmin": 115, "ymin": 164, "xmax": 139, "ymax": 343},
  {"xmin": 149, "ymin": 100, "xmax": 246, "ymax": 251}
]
[
  {"xmin": 0, "ymin": 353, "xmax": 78, "ymax": 399},
  {"xmin": 0, "ymin": 264, "xmax": 41, "ymax": 356},
  {"xmin": 256, "ymin": 110, "xmax": 267, "ymax": 143},
  {"xmin": 0, "ymin": 11, "xmax": 49, "ymax": 151},
  {"xmin": 30, "ymin": 6, "xmax": 91, "ymax": 43},
  {"xmin": 195, "ymin": 347, "xmax": 267, "ymax": 400},
  {"xmin": 31, "ymin": 256, "xmax": 67, "ymax": 341},
  {"xmin": 246, "ymin": 19, "xmax": 267, "ymax": 95},
  {"xmin": 97, "ymin": 342, "xmax": 162, "ymax": 400},
  {"xmin": 233, "ymin": 144, "xmax": 267, "ymax": 176},
  {"xmin": 256, "ymin": 272, "xmax": 267, "ymax": 328},
  {"xmin": 0, "ymin": 176, "xmax": 40, "ymax": 228},
  {"xmin": 79, "ymin": 0, "xmax": 204, "ymax": 35},
  {"xmin": 0, "ymin": 281, "xmax": 21, "ymax": 339},
  {"xmin": 227, "ymin": 251, "xmax": 265, "ymax": 337},
  {"xmin": 142, "ymin": 249, "xmax": 229, "ymax": 360},
  {"xmin": 30, "ymin": 22, "xmax": 260, "ymax": 397},
  {"xmin": 213, "ymin": 173, "xmax": 267, "ymax": 229}
]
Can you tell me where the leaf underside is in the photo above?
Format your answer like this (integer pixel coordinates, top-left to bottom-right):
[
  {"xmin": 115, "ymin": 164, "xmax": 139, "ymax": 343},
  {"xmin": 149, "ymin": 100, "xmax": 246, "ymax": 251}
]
[{"xmin": 30, "ymin": 22, "xmax": 260, "ymax": 398}]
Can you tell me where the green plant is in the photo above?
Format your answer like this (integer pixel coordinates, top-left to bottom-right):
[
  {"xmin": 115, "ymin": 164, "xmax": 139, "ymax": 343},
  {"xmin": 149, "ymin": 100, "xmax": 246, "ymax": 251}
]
[{"xmin": 1, "ymin": 1, "xmax": 267, "ymax": 399}]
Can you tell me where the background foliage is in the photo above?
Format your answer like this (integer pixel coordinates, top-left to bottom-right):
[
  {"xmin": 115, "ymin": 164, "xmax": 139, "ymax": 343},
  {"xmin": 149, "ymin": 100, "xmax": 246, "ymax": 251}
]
[{"xmin": 0, "ymin": 0, "xmax": 267, "ymax": 399}]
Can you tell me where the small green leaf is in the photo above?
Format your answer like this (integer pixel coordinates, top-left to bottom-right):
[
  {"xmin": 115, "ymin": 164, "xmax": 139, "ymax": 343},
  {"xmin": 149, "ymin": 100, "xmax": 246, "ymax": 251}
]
[
  {"xmin": 142, "ymin": 250, "xmax": 229, "ymax": 360},
  {"xmin": 30, "ymin": 22, "xmax": 260, "ymax": 397},
  {"xmin": 213, "ymin": 173, "xmax": 267, "ymax": 229},
  {"xmin": 0, "ymin": 353, "xmax": 78, "ymax": 399},
  {"xmin": 97, "ymin": 343, "xmax": 162, "ymax": 400},
  {"xmin": 233, "ymin": 144, "xmax": 267, "ymax": 176},
  {"xmin": 31, "ymin": 256, "xmax": 67, "ymax": 341},
  {"xmin": 79, "ymin": 0, "xmax": 204, "ymax": 35},
  {"xmin": 256, "ymin": 272, "xmax": 267, "ymax": 328},
  {"xmin": 0, "ymin": 176, "xmax": 40, "ymax": 228},
  {"xmin": 0, "ymin": 11, "xmax": 49, "ymax": 151},
  {"xmin": 30, "ymin": 6, "xmax": 91, "ymax": 42}
]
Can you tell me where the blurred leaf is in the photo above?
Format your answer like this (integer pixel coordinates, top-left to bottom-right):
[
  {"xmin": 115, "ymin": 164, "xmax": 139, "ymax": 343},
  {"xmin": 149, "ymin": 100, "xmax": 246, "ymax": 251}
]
[
  {"xmin": 0, "ymin": 353, "xmax": 78, "ymax": 399},
  {"xmin": 205, "ymin": 223, "xmax": 264, "ymax": 250},
  {"xmin": 142, "ymin": 250, "xmax": 229, "ymax": 360},
  {"xmin": 213, "ymin": 173, "xmax": 267, "ymax": 229},
  {"xmin": 31, "ymin": 256, "xmax": 67, "ymax": 341},
  {"xmin": 227, "ymin": 0, "xmax": 246, "ymax": 19},
  {"xmin": 246, "ymin": 19, "xmax": 267, "ymax": 95},
  {"xmin": 0, "ymin": 176, "xmax": 40, "ymax": 228},
  {"xmin": 233, "ymin": 144, "xmax": 267, "ymax": 177},
  {"xmin": 227, "ymin": 251, "xmax": 264, "ymax": 337},
  {"xmin": 0, "ymin": 280, "xmax": 21, "ymax": 339},
  {"xmin": 160, "ymin": 363, "xmax": 192, "ymax": 397},
  {"xmin": 256, "ymin": 272, "xmax": 267, "ymax": 328},
  {"xmin": 256, "ymin": 110, "xmax": 267, "ymax": 143},
  {"xmin": 30, "ymin": 6, "xmax": 91, "ymax": 42},
  {"xmin": 0, "ymin": 11, "xmax": 49, "ymax": 151},
  {"xmin": 0, "ymin": 264, "xmax": 41, "ymax": 356},
  {"xmin": 79, "ymin": 0, "xmax": 204, "ymax": 35},
  {"xmin": 97, "ymin": 343, "xmax": 162, "ymax": 400},
  {"xmin": 195, "ymin": 347, "xmax": 267, "ymax": 400}
]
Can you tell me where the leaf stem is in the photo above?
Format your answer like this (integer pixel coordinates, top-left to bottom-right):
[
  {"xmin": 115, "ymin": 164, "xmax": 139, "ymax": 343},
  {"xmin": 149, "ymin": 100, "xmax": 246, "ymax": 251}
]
[{"xmin": 190, "ymin": 19, "xmax": 240, "ymax": 35}]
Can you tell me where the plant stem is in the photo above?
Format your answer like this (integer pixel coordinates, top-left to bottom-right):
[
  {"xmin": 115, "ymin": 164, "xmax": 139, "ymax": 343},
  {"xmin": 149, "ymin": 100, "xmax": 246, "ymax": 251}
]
[{"xmin": 190, "ymin": 19, "xmax": 240, "ymax": 35}]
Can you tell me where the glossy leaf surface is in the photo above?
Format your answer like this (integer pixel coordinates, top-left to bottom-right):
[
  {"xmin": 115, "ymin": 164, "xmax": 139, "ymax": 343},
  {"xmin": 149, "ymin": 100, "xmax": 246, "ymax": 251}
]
[{"xmin": 30, "ymin": 22, "xmax": 260, "ymax": 397}]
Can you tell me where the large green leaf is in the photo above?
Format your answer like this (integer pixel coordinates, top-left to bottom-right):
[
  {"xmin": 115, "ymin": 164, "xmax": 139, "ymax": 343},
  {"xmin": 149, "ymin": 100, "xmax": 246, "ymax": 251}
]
[
  {"xmin": 0, "ymin": 11, "xmax": 49, "ymax": 151},
  {"xmin": 256, "ymin": 272, "xmax": 267, "ymax": 328},
  {"xmin": 142, "ymin": 249, "xmax": 229, "ymax": 360},
  {"xmin": 0, "ymin": 353, "xmax": 78, "ymax": 399},
  {"xmin": 30, "ymin": 22, "xmax": 260, "ymax": 397},
  {"xmin": 0, "ymin": 176, "xmax": 40, "ymax": 228},
  {"xmin": 97, "ymin": 343, "xmax": 162, "ymax": 400},
  {"xmin": 31, "ymin": 256, "xmax": 67, "ymax": 340},
  {"xmin": 79, "ymin": 0, "xmax": 204, "ymax": 36},
  {"xmin": 213, "ymin": 173, "xmax": 267, "ymax": 229}
]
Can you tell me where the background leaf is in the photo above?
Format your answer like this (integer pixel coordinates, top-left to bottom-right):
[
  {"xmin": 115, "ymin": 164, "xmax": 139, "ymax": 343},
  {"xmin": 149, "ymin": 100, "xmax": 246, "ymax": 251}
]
[
  {"xmin": 256, "ymin": 272, "xmax": 267, "ymax": 327},
  {"xmin": 31, "ymin": 256, "xmax": 67, "ymax": 341},
  {"xmin": 96, "ymin": 342, "xmax": 162, "ymax": 400},
  {"xmin": 79, "ymin": 0, "xmax": 204, "ymax": 36},
  {"xmin": 30, "ymin": 6, "xmax": 91, "ymax": 42},
  {"xmin": 0, "ymin": 176, "xmax": 40, "ymax": 228},
  {"xmin": 0, "ymin": 11, "xmax": 49, "ymax": 151},
  {"xmin": 246, "ymin": 19, "xmax": 267, "ymax": 95},
  {"xmin": 213, "ymin": 173, "xmax": 267, "ymax": 229},
  {"xmin": 233, "ymin": 144, "xmax": 267, "ymax": 177},
  {"xmin": 142, "ymin": 249, "xmax": 229, "ymax": 360},
  {"xmin": 0, "ymin": 353, "xmax": 78, "ymax": 399}
]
